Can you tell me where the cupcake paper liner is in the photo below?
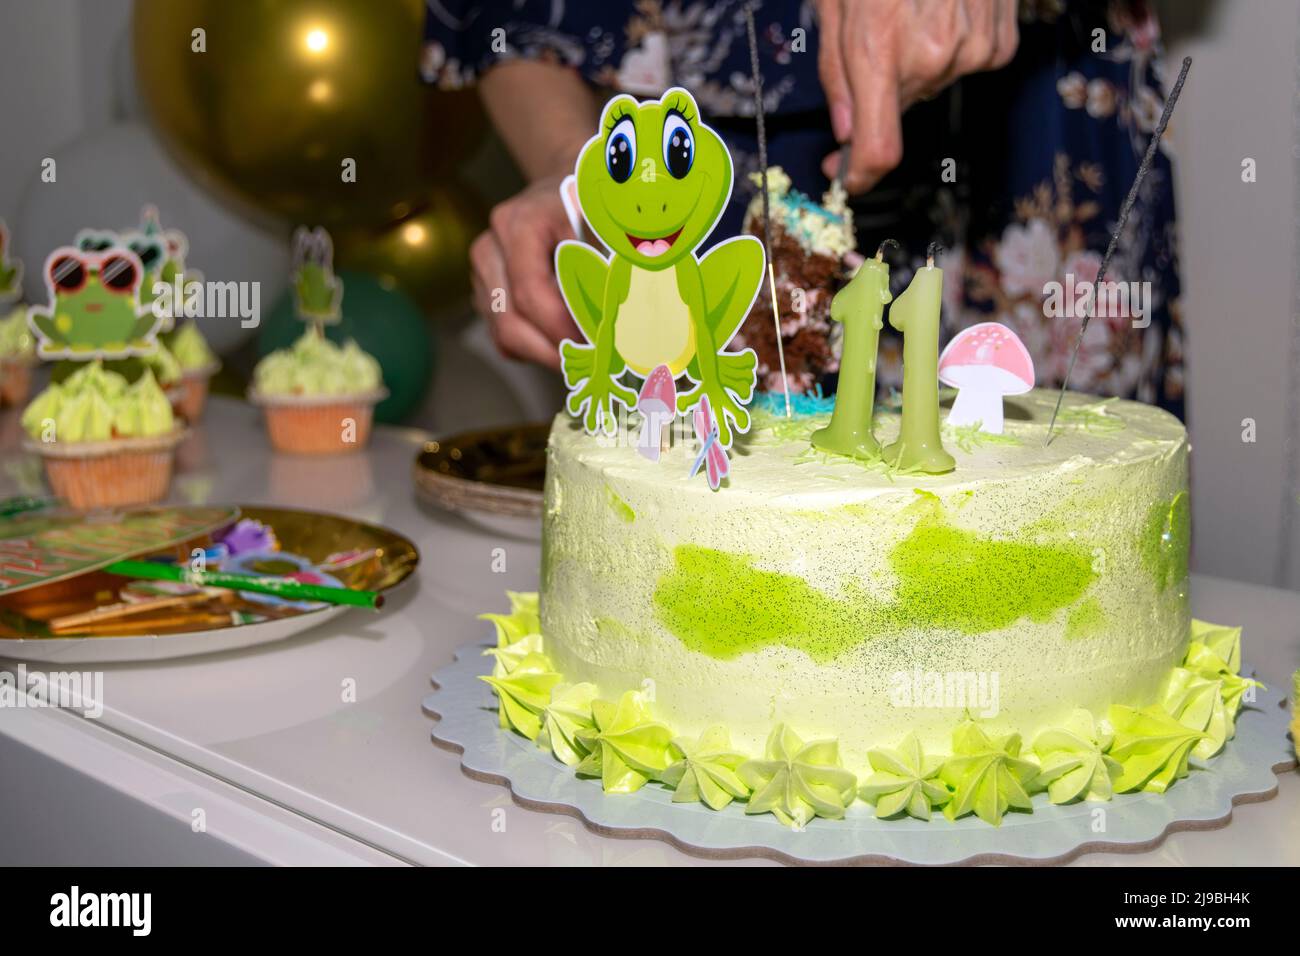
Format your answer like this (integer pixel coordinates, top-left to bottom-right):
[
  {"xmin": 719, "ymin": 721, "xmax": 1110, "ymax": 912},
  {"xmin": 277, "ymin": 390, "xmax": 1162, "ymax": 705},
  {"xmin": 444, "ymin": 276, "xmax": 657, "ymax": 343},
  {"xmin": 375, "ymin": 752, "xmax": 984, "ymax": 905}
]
[
  {"xmin": 248, "ymin": 388, "xmax": 387, "ymax": 456},
  {"xmin": 0, "ymin": 358, "xmax": 34, "ymax": 407},
  {"xmin": 23, "ymin": 428, "xmax": 187, "ymax": 510},
  {"xmin": 172, "ymin": 363, "xmax": 220, "ymax": 422}
]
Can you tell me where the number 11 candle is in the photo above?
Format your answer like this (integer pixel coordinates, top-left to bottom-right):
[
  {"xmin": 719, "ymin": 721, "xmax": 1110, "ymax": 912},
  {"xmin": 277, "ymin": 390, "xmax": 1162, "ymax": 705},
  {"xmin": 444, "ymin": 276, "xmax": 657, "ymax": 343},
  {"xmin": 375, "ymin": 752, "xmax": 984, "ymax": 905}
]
[
  {"xmin": 811, "ymin": 243, "xmax": 894, "ymax": 459},
  {"xmin": 882, "ymin": 245, "xmax": 955, "ymax": 474}
]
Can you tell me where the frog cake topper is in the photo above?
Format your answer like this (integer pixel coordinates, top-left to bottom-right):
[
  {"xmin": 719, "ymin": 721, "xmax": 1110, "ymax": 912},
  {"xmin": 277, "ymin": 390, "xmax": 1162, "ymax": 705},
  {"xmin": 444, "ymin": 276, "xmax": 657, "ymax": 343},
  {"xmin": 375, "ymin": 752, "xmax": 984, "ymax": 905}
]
[
  {"xmin": 0, "ymin": 220, "xmax": 23, "ymax": 306},
  {"xmin": 76, "ymin": 206, "xmax": 201, "ymax": 331},
  {"xmin": 291, "ymin": 225, "xmax": 343, "ymax": 327},
  {"xmin": 26, "ymin": 242, "xmax": 161, "ymax": 360},
  {"xmin": 122, "ymin": 205, "xmax": 201, "ymax": 328},
  {"xmin": 555, "ymin": 87, "xmax": 765, "ymax": 453}
]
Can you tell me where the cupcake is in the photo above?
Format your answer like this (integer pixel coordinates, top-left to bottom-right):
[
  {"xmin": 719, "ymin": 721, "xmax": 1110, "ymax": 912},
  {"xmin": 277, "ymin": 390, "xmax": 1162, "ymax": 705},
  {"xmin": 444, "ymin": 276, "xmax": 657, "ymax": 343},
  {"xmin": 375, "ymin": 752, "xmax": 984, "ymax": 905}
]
[
  {"xmin": 21, "ymin": 361, "xmax": 184, "ymax": 509},
  {"xmin": 0, "ymin": 306, "xmax": 36, "ymax": 406},
  {"xmin": 139, "ymin": 338, "xmax": 183, "ymax": 395},
  {"xmin": 249, "ymin": 330, "xmax": 385, "ymax": 455},
  {"xmin": 164, "ymin": 321, "xmax": 220, "ymax": 421}
]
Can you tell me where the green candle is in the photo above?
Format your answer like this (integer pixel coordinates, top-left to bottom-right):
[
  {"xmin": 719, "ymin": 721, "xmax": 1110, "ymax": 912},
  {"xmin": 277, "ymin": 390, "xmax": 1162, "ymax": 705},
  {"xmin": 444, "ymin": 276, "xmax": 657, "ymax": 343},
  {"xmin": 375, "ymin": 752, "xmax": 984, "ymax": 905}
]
[
  {"xmin": 811, "ymin": 247, "xmax": 893, "ymax": 460},
  {"xmin": 882, "ymin": 250, "xmax": 955, "ymax": 474}
]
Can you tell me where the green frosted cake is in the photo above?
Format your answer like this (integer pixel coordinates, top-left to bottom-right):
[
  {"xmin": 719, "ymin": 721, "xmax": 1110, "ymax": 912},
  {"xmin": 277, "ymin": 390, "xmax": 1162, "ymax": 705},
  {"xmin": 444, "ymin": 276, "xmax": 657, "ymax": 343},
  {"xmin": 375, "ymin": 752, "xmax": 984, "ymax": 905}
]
[
  {"xmin": 477, "ymin": 88, "xmax": 1255, "ymax": 828},
  {"xmin": 540, "ymin": 388, "xmax": 1191, "ymax": 766},
  {"xmin": 478, "ymin": 389, "xmax": 1257, "ymax": 825}
]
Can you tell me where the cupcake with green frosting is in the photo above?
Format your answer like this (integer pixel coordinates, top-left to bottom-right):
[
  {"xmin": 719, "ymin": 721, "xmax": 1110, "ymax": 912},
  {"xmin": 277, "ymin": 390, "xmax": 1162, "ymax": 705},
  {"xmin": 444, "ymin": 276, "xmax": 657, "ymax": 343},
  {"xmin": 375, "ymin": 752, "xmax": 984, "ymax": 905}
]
[
  {"xmin": 0, "ymin": 305, "xmax": 36, "ymax": 406},
  {"xmin": 163, "ymin": 320, "xmax": 221, "ymax": 421},
  {"xmin": 249, "ymin": 330, "xmax": 385, "ymax": 455},
  {"xmin": 21, "ymin": 360, "xmax": 184, "ymax": 509},
  {"xmin": 137, "ymin": 340, "xmax": 183, "ymax": 389}
]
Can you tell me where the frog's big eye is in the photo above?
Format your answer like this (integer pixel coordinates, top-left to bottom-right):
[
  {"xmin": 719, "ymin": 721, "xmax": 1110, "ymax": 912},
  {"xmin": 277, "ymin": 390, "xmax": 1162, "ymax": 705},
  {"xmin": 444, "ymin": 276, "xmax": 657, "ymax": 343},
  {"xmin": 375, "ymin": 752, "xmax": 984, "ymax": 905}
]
[
  {"xmin": 605, "ymin": 116, "xmax": 635, "ymax": 184},
  {"xmin": 662, "ymin": 113, "xmax": 693, "ymax": 179},
  {"xmin": 49, "ymin": 255, "xmax": 87, "ymax": 293},
  {"xmin": 100, "ymin": 255, "xmax": 138, "ymax": 292}
]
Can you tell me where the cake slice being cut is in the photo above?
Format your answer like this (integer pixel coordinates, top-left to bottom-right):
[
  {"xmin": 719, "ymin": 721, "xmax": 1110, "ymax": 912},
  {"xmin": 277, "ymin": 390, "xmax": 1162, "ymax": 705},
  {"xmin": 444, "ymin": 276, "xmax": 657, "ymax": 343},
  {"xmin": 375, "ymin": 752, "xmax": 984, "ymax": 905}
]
[{"xmin": 738, "ymin": 167, "xmax": 856, "ymax": 395}]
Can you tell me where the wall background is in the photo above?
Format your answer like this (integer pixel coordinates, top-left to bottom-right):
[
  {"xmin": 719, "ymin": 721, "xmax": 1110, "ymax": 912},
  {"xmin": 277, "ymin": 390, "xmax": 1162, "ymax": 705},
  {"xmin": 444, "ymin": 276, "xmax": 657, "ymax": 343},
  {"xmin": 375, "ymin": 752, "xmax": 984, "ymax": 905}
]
[
  {"xmin": 0, "ymin": 0, "xmax": 1296, "ymax": 589},
  {"xmin": 1163, "ymin": 0, "xmax": 1300, "ymax": 589}
]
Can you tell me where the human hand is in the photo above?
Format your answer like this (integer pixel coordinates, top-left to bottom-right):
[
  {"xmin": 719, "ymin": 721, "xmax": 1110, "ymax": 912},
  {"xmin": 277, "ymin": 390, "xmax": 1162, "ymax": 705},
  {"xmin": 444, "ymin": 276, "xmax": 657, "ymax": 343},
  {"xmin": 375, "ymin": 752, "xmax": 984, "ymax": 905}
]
[
  {"xmin": 471, "ymin": 174, "xmax": 580, "ymax": 368},
  {"xmin": 815, "ymin": 0, "xmax": 1019, "ymax": 192}
]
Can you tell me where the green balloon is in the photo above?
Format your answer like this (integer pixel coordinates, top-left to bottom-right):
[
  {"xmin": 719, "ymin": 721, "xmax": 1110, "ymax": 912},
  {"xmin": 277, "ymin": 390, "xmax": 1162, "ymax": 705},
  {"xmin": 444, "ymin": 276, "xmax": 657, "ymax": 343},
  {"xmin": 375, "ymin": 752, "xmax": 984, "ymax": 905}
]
[{"xmin": 259, "ymin": 270, "xmax": 435, "ymax": 423}]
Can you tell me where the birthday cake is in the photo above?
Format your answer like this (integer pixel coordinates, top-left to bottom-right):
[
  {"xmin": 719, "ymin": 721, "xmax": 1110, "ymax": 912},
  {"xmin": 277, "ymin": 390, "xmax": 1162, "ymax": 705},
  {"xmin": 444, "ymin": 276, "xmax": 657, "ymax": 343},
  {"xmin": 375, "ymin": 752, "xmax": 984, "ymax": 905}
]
[
  {"xmin": 542, "ymin": 389, "xmax": 1189, "ymax": 764},
  {"xmin": 477, "ymin": 88, "xmax": 1257, "ymax": 827}
]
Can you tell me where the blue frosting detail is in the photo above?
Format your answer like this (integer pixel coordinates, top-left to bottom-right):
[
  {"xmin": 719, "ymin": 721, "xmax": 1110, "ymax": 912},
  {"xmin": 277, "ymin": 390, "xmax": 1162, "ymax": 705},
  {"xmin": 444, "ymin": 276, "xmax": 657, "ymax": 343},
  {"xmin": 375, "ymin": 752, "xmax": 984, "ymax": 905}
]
[{"xmin": 753, "ymin": 385, "xmax": 837, "ymax": 417}]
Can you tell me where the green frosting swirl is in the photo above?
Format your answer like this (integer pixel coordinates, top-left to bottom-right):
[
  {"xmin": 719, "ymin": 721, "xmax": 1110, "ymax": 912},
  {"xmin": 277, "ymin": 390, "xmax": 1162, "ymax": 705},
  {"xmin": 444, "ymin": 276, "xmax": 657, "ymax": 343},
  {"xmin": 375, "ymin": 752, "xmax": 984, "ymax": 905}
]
[
  {"xmin": 939, "ymin": 723, "xmax": 1039, "ymax": 826},
  {"xmin": 139, "ymin": 341, "xmax": 183, "ymax": 386},
  {"xmin": 483, "ymin": 632, "xmax": 544, "ymax": 678},
  {"xmin": 166, "ymin": 321, "xmax": 218, "ymax": 371},
  {"xmin": 1162, "ymin": 668, "xmax": 1230, "ymax": 760},
  {"xmin": 479, "ymin": 651, "xmax": 561, "ymax": 740},
  {"xmin": 253, "ymin": 330, "xmax": 382, "ymax": 397},
  {"xmin": 0, "ymin": 306, "xmax": 34, "ymax": 359},
  {"xmin": 538, "ymin": 682, "xmax": 598, "ymax": 767},
  {"xmin": 1032, "ymin": 709, "xmax": 1121, "ymax": 803},
  {"xmin": 662, "ymin": 725, "xmax": 751, "ymax": 811},
  {"xmin": 479, "ymin": 591, "xmax": 541, "ymax": 646},
  {"xmin": 1183, "ymin": 620, "xmax": 1263, "ymax": 730},
  {"xmin": 478, "ymin": 595, "xmax": 1261, "ymax": 827},
  {"xmin": 575, "ymin": 691, "xmax": 673, "ymax": 793},
  {"xmin": 1108, "ymin": 704, "xmax": 1205, "ymax": 794},
  {"xmin": 738, "ymin": 724, "xmax": 857, "ymax": 827},
  {"xmin": 859, "ymin": 731, "xmax": 950, "ymax": 820},
  {"xmin": 22, "ymin": 362, "xmax": 174, "ymax": 442}
]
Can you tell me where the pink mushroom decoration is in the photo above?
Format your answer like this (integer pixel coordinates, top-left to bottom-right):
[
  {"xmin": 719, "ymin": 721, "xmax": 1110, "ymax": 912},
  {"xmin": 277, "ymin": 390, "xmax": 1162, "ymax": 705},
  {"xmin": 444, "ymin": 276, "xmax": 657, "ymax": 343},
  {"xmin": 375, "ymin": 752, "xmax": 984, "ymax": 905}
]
[
  {"xmin": 937, "ymin": 322, "xmax": 1035, "ymax": 434},
  {"xmin": 635, "ymin": 364, "xmax": 677, "ymax": 461}
]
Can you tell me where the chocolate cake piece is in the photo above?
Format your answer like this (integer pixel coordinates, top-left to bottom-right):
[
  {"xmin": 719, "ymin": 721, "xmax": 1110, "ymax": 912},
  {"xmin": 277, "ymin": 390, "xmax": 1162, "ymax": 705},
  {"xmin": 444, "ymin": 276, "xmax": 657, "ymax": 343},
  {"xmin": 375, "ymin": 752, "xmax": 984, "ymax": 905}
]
[{"xmin": 738, "ymin": 167, "xmax": 856, "ymax": 395}]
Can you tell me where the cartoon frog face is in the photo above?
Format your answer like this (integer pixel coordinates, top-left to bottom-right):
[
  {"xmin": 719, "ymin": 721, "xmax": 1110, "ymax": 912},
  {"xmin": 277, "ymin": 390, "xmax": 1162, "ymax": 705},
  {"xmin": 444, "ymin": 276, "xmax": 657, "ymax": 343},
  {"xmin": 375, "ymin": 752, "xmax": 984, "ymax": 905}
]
[
  {"xmin": 78, "ymin": 227, "xmax": 170, "ymax": 306},
  {"xmin": 575, "ymin": 88, "xmax": 732, "ymax": 271},
  {"xmin": 291, "ymin": 226, "xmax": 343, "ymax": 321},
  {"xmin": 28, "ymin": 247, "xmax": 159, "ymax": 356}
]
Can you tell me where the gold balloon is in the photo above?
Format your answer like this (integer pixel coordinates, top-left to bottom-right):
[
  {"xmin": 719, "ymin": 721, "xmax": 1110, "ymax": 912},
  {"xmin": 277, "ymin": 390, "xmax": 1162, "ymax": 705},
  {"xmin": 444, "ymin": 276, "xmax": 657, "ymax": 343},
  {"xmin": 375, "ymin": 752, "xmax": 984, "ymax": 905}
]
[
  {"xmin": 333, "ymin": 188, "xmax": 482, "ymax": 313},
  {"xmin": 133, "ymin": 0, "xmax": 486, "ymax": 228}
]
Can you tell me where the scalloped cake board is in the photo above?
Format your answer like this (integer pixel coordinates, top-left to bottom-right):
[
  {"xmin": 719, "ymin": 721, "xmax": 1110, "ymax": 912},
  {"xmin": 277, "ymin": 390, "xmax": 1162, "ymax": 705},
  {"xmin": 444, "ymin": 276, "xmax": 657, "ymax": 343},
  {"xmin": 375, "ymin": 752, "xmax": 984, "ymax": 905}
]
[{"xmin": 423, "ymin": 642, "xmax": 1295, "ymax": 866}]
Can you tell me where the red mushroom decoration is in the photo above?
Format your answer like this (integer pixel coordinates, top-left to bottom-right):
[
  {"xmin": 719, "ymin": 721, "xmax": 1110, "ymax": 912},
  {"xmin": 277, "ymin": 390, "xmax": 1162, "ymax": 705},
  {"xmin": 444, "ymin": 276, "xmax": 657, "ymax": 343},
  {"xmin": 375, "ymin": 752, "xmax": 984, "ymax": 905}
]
[
  {"xmin": 937, "ymin": 322, "xmax": 1035, "ymax": 434},
  {"xmin": 636, "ymin": 364, "xmax": 677, "ymax": 461}
]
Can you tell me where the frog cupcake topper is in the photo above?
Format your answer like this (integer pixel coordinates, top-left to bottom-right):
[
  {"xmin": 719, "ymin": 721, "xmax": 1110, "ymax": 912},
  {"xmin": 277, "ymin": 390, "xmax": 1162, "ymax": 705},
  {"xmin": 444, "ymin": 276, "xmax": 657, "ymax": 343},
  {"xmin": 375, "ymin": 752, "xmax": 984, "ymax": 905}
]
[
  {"xmin": 0, "ymin": 220, "xmax": 22, "ymax": 306},
  {"xmin": 26, "ymin": 243, "xmax": 161, "ymax": 360},
  {"xmin": 555, "ymin": 87, "xmax": 765, "ymax": 449},
  {"xmin": 125, "ymin": 205, "xmax": 200, "ymax": 327},
  {"xmin": 77, "ymin": 206, "xmax": 201, "ymax": 331},
  {"xmin": 291, "ymin": 226, "xmax": 343, "ymax": 327}
]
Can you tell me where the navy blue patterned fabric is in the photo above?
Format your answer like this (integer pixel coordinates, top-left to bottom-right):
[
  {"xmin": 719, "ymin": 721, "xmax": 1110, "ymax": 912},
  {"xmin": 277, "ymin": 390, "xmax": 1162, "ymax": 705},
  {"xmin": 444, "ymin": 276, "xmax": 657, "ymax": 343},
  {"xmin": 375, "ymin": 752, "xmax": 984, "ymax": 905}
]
[{"xmin": 425, "ymin": 0, "xmax": 1184, "ymax": 414}]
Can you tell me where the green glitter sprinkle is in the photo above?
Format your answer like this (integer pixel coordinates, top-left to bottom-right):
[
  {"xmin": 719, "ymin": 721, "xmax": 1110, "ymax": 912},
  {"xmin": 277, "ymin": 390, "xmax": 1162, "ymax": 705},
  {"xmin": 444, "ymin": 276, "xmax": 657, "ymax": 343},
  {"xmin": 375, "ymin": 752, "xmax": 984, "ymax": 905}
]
[
  {"xmin": 889, "ymin": 511, "xmax": 1096, "ymax": 633},
  {"xmin": 653, "ymin": 504, "xmax": 1097, "ymax": 661},
  {"xmin": 605, "ymin": 485, "xmax": 635, "ymax": 523},
  {"xmin": 1141, "ymin": 491, "xmax": 1189, "ymax": 590},
  {"xmin": 653, "ymin": 545, "xmax": 871, "ymax": 663},
  {"xmin": 1065, "ymin": 597, "xmax": 1106, "ymax": 640}
]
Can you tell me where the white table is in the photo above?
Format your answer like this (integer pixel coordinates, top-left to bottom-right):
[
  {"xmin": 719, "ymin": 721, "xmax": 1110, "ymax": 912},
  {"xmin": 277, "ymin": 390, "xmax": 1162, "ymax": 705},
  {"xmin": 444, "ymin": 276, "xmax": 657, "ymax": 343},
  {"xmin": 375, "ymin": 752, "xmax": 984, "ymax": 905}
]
[{"xmin": 1, "ymin": 398, "xmax": 1296, "ymax": 866}]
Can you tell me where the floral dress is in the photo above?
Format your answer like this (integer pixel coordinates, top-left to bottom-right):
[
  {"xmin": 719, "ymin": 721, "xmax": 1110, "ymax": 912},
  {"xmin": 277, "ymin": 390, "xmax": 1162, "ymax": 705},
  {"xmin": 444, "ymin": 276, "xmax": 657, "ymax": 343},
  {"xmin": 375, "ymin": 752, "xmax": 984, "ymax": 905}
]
[{"xmin": 424, "ymin": 0, "xmax": 1185, "ymax": 417}]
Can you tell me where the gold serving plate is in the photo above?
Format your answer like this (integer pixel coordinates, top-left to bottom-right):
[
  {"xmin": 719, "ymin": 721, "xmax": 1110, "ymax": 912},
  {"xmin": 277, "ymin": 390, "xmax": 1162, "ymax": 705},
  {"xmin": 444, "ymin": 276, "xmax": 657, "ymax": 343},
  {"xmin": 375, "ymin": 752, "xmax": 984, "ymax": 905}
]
[
  {"xmin": 0, "ymin": 506, "xmax": 418, "ymax": 648},
  {"xmin": 413, "ymin": 423, "xmax": 548, "ymax": 521}
]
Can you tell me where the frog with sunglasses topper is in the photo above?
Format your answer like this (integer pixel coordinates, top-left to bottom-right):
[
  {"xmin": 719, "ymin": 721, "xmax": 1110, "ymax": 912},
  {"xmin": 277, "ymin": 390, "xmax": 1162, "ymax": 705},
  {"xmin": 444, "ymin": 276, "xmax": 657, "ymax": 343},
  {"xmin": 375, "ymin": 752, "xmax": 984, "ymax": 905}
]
[{"xmin": 26, "ymin": 245, "xmax": 162, "ymax": 359}]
